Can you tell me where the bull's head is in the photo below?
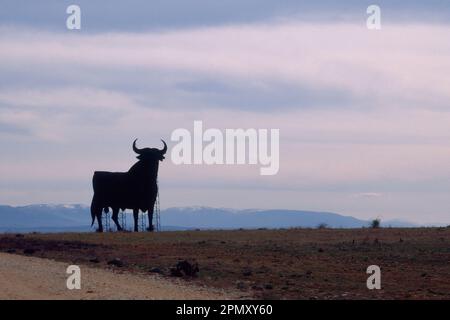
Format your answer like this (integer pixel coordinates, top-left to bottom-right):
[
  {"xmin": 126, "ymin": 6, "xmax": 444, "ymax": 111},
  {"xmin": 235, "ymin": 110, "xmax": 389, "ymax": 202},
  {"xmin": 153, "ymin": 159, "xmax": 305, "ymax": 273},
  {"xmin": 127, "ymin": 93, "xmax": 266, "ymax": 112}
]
[{"xmin": 133, "ymin": 139, "xmax": 167, "ymax": 161}]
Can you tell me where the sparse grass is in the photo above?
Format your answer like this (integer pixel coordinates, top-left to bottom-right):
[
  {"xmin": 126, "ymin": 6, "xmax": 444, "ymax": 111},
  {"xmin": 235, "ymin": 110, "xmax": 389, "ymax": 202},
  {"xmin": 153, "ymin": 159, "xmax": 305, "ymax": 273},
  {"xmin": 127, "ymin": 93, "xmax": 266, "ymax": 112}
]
[{"xmin": 1, "ymin": 227, "xmax": 449, "ymax": 299}]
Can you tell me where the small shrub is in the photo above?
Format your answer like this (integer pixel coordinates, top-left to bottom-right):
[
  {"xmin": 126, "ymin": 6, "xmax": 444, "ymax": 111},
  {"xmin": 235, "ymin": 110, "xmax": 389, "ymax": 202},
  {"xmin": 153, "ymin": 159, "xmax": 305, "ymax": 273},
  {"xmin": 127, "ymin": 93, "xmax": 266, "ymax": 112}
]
[
  {"xmin": 317, "ymin": 223, "xmax": 328, "ymax": 229},
  {"xmin": 370, "ymin": 218, "xmax": 381, "ymax": 229}
]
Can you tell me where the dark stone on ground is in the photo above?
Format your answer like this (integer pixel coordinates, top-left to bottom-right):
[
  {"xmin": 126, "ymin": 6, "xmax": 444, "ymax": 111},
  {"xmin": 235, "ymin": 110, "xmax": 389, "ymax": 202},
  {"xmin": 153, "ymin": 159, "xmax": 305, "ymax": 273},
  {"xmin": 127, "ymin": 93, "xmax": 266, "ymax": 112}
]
[
  {"xmin": 23, "ymin": 248, "xmax": 36, "ymax": 255},
  {"xmin": 170, "ymin": 260, "xmax": 199, "ymax": 277},
  {"xmin": 251, "ymin": 285, "xmax": 263, "ymax": 291},
  {"xmin": 107, "ymin": 258, "xmax": 124, "ymax": 267},
  {"xmin": 242, "ymin": 269, "xmax": 252, "ymax": 276},
  {"xmin": 236, "ymin": 281, "xmax": 247, "ymax": 290},
  {"xmin": 150, "ymin": 267, "xmax": 162, "ymax": 274}
]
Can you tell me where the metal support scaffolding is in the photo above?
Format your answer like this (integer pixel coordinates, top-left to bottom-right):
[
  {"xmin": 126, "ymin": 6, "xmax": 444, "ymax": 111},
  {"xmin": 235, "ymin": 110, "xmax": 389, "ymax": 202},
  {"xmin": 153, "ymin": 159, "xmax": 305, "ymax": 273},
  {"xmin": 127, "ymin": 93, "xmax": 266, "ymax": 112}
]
[
  {"xmin": 139, "ymin": 211, "xmax": 147, "ymax": 232},
  {"xmin": 119, "ymin": 210, "xmax": 127, "ymax": 231},
  {"xmin": 99, "ymin": 189, "xmax": 161, "ymax": 232},
  {"xmin": 154, "ymin": 191, "xmax": 161, "ymax": 232},
  {"xmin": 102, "ymin": 211, "xmax": 111, "ymax": 232}
]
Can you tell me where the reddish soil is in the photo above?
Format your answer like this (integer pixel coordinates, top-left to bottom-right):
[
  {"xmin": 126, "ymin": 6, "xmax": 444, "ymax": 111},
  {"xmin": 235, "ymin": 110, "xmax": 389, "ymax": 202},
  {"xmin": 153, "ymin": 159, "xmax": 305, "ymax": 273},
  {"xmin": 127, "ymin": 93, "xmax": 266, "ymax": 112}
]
[{"xmin": 1, "ymin": 227, "xmax": 449, "ymax": 299}]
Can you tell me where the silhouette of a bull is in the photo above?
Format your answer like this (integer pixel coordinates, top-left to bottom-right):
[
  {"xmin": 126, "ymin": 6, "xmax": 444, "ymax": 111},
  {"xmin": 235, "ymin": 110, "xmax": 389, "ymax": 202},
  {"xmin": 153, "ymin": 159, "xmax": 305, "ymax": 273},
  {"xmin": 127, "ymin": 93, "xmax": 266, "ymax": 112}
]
[{"xmin": 90, "ymin": 139, "xmax": 167, "ymax": 232}]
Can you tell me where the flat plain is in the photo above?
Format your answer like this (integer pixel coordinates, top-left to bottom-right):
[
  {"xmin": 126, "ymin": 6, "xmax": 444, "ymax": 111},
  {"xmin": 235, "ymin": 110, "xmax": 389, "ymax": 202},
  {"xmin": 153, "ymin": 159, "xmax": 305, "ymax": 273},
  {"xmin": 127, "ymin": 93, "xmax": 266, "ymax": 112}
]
[{"xmin": 1, "ymin": 227, "xmax": 449, "ymax": 299}]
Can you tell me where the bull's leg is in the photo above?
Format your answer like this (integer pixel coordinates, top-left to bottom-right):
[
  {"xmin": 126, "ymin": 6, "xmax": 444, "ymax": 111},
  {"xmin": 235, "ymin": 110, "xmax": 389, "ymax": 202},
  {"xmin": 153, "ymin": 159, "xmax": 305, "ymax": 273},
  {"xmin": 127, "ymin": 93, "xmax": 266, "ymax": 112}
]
[
  {"xmin": 111, "ymin": 208, "xmax": 123, "ymax": 231},
  {"xmin": 147, "ymin": 206, "xmax": 154, "ymax": 232},
  {"xmin": 133, "ymin": 209, "xmax": 139, "ymax": 232}
]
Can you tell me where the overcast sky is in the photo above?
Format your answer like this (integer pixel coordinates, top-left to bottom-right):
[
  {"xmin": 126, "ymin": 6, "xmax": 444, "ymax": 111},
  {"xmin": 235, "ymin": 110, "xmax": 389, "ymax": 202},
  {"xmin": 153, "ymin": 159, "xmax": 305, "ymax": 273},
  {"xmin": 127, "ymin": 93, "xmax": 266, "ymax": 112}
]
[{"xmin": 1, "ymin": 1, "xmax": 450, "ymax": 224}]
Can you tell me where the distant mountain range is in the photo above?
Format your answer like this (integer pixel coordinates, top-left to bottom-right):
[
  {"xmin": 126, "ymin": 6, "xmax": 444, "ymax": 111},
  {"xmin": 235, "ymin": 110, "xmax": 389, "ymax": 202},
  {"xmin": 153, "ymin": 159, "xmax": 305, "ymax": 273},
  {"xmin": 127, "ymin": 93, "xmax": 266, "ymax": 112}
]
[{"xmin": 0, "ymin": 204, "xmax": 424, "ymax": 233}]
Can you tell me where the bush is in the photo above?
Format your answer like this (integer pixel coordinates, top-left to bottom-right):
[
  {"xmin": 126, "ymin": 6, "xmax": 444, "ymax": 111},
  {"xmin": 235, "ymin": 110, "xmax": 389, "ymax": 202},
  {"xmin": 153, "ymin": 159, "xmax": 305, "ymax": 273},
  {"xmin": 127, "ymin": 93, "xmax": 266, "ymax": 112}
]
[
  {"xmin": 317, "ymin": 223, "xmax": 328, "ymax": 229},
  {"xmin": 370, "ymin": 218, "xmax": 381, "ymax": 229}
]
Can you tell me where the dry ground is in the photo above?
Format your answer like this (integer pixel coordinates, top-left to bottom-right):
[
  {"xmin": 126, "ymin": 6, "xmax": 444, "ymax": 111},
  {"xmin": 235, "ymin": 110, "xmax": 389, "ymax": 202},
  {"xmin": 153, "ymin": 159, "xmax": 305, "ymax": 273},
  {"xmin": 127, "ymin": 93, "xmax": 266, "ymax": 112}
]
[
  {"xmin": 1, "ymin": 227, "xmax": 449, "ymax": 299},
  {"xmin": 0, "ymin": 252, "xmax": 240, "ymax": 300}
]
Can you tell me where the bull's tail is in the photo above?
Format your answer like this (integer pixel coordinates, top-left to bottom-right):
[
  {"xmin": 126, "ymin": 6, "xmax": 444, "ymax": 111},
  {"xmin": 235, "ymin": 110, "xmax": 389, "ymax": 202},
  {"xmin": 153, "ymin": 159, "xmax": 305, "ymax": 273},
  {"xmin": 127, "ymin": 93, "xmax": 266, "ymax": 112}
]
[
  {"xmin": 91, "ymin": 204, "xmax": 109, "ymax": 226},
  {"xmin": 91, "ymin": 175, "xmax": 97, "ymax": 227},
  {"xmin": 90, "ymin": 202, "xmax": 96, "ymax": 227},
  {"xmin": 90, "ymin": 196, "xmax": 103, "ymax": 227}
]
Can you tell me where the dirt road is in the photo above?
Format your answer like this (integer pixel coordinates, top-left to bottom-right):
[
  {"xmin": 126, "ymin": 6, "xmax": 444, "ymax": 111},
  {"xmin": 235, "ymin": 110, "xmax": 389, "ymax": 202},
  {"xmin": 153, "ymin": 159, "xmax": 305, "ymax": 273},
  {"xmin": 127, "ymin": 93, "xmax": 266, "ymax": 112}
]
[{"xmin": 0, "ymin": 252, "xmax": 239, "ymax": 300}]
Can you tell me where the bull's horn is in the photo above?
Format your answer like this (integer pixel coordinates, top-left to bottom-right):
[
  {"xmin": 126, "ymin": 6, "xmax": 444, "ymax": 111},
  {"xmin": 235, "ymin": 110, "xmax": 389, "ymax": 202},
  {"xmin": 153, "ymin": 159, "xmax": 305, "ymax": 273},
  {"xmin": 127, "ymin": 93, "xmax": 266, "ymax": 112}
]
[
  {"xmin": 133, "ymin": 139, "xmax": 143, "ymax": 154},
  {"xmin": 160, "ymin": 139, "xmax": 167, "ymax": 154}
]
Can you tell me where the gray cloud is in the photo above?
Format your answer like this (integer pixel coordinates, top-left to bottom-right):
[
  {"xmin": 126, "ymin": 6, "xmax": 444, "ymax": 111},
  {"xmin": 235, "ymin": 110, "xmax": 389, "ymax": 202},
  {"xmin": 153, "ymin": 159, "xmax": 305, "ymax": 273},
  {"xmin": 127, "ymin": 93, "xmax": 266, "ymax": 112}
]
[
  {"xmin": 0, "ymin": 121, "xmax": 30, "ymax": 136},
  {"xmin": 173, "ymin": 77, "xmax": 360, "ymax": 110}
]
